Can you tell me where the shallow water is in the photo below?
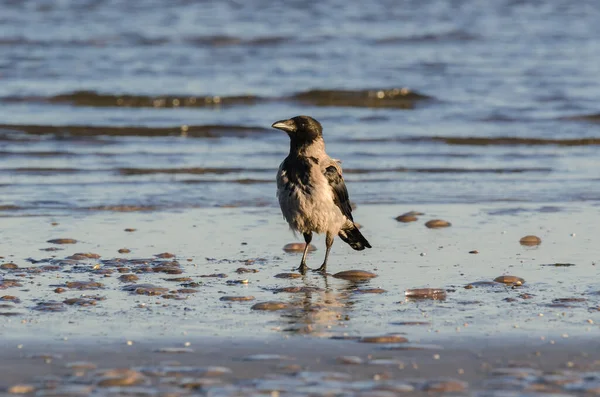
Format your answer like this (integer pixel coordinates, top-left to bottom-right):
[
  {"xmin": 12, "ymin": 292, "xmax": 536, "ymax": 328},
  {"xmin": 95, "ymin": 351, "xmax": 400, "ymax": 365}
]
[
  {"xmin": 1, "ymin": 204, "xmax": 598, "ymax": 343},
  {"xmin": 1, "ymin": 0, "xmax": 600, "ymax": 214}
]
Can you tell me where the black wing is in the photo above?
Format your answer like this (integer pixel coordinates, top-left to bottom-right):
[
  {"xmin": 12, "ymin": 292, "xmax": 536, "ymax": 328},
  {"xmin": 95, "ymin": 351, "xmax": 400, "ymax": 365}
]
[{"xmin": 324, "ymin": 165, "xmax": 353, "ymax": 221}]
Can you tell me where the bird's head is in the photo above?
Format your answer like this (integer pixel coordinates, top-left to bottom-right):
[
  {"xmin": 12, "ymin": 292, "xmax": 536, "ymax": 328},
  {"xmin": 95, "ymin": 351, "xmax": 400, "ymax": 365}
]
[{"xmin": 271, "ymin": 115, "xmax": 322, "ymax": 143}]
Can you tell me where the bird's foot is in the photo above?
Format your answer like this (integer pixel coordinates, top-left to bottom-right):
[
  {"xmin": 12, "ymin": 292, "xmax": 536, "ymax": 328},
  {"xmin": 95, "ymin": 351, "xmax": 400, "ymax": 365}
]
[
  {"xmin": 313, "ymin": 264, "xmax": 327, "ymax": 274},
  {"xmin": 298, "ymin": 262, "xmax": 309, "ymax": 275}
]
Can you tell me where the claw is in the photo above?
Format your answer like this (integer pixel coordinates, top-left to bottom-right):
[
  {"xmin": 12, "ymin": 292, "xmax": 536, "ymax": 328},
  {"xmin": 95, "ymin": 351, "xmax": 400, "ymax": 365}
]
[
  {"xmin": 313, "ymin": 264, "xmax": 327, "ymax": 274},
  {"xmin": 298, "ymin": 262, "xmax": 309, "ymax": 274}
]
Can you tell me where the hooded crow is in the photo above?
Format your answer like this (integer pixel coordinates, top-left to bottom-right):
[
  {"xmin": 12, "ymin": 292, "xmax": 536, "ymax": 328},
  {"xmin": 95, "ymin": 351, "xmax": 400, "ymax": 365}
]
[{"xmin": 272, "ymin": 115, "xmax": 371, "ymax": 274}]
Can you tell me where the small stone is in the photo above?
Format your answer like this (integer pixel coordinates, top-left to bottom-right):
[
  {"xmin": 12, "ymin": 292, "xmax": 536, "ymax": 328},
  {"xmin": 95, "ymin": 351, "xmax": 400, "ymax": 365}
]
[
  {"xmin": 155, "ymin": 252, "xmax": 175, "ymax": 258},
  {"xmin": 235, "ymin": 267, "xmax": 259, "ymax": 274},
  {"xmin": 274, "ymin": 273, "xmax": 302, "ymax": 279},
  {"xmin": 65, "ymin": 281, "xmax": 104, "ymax": 290},
  {"xmin": 124, "ymin": 228, "xmax": 136, "ymax": 232},
  {"xmin": 122, "ymin": 284, "xmax": 169, "ymax": 296},
  {"xmin": 251, "ymin": 301, "xmax": 290, "ymax": 311},
  {"xmin": 8, "ymin": 384, "xmax": 35, "ymax": 394},
  {"xmin": 118, "ymin": 248, "xmax": 131, "ymax": 254},
  {"xmin": 494, "ymin": 275, "xmax": 525, "ymax": 285},
  {"xmin": 395, "ymin": 214, "xmax": 418, "ymax": 223},
  {"xmin": 220, "ymin": 296, "xmax": 255, "ymax": 302},
  {"xmin": 337, "ymin": 356, "xmax": 364, "ymax": 365},
  {"xmin": 273, "ymin": 286, "xmax": 323, "ymax": 293},
  {"xmin": 359, "ymin": 335, "xmax": 408, "ymax": 344},
  {"xmin": 405, "ymin": 288, "xmax": 447, "ymax": 300},
  {"xmin": 47, "ymin": 238, "xmax": 77, "ymax": 244},
  {"xmin": 54, "ymin": 287, "xmax": 66, "ymax": 294},
  {"xmin": 118, "ymin": 274, "xmax": 139, "ymax": 283},
  {"xmin": 283, "ymin": 243, "xmax": 316, "ymax": 253},
  {"xmin": 354, "ymin": 288, "xmax": 386, "ymax": 294},
  {"xmin": 66, "ymin": 361, "xmax": 97, "ymax": 370},
  {"xmin": 520, "ymin": 235, "xmax": 542, "ymax": 246},
  {"xmin": 469, "ymin": 250, "xmax": 479, "ymax": 254},
  {"xmin": 226, "ymin": 279, "xmax": 248, "ymax": 285},
  {"xmin": 155, "ymin": 347, "xmax": 195, "ymax": 353},
  {"xmin": 0, "ymin": 279, "xmax": 23, "ymax": 289},
  {"xmin": 96, "ymin": 368, "xmax": 146, "ymax": 387},
  {"xmin": 32, "ymin": 302, "xmax": 66, "ymax": 312},
  {"xmin": 425, "ymin": 219, "xmax": 451, "ymax": 228},
  {"xmin": 63, "ymin": 298, "xmax": 96, "ymax": 306},
  {"xmin": 66, "ymin": 253, "xmax": 100, "ymax": 260},
  {"xmin": 0, "ymin": 295, "xmax": 20, "ymax": 303},
  {"xmin": 423, "ymin": 379, "xmax": 468, "ymax": 392},
  {"xmin": 243, "ymin": 354, "xmax": 293, "ymax": 361},
  {"xmin": 1, "ymin": 263, "xmax": 18, "ymax": 270},
  {"xmin": 333, "ymin": 270, "xmax": 377, "ymax": 281}
]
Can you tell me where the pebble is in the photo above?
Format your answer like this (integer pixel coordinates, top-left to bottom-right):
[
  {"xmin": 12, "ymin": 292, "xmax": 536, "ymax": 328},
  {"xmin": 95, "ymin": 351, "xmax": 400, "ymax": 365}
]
[
  {"xmin": 134, "ymin": 285, "xmax": 169, "ymax": 295},
  {"xmin": 200, "ymin": 273, "xmax": 228, "ymax": 278},
  {"xmin": 395, "ymin": 214, "xmax": 418, "ymax": 223},
  {"xmin": 520, "ymin": 235, "xmax": 542, "ymax": 246},
  {"xmin": 251, "ymin": 301, "xmax": 291, "ymax": 311},
  {"xmin": 65, "ymin": 281, "xmax": 104, "ymax": 290},
  {"xmin": 354, "ymin": 288, "xmax": 386, "ymax": 294},
  {"xmin": 66, "ymin": 361, "xmax": 97, "ymax": 370},
  {"xmin": 66, "ymin": 253, "xmax": 100, "ymax": 260},
  {"xmin": 425, "ymin": 219, "xmax": 451, "ymax": 228},
  {"xmin": 333, "ymin": 270, "xmax": 377, "ymax": 281},
  {"xmin": 124, "ymin": 228, "xmax": 136, "ymax": 232},
  {"xmin": 273, "ymin": 286, "xmax": 323, "ymax": 293},
  {"xmin": 54, "ymin": 288, "xmax": 66, "ymax": 293},
  {"xmin": 494, "ymin": 275, "xmax": 525, "ymax": 285},
  {"xmin": 47, "ymin": 238, "xmax": 78, "ymax": 244},
  {"xmin": 274, "ymin": 273, "xmax": 302, "ymax": 279},
  {"xmin": 422, "ymin": 379, "xmax": 468, "ymax": 392},
  {"xmin": 96, "ymin": 368, "xmax": 146, "ymax": 387},
  {"xmin": 553, "ymin": 297, "xmax": 586, "ymax": 303},
  {"xmin": 380, "ymin": 343, "xmax": 443, "ymax": 351},
  {"xmin": 155, "ymin": 252, "xmax": 176, "ymax": 258},
  {"xmin": 0, "ymin": 263, "xmax": 18, "ymax": 269},
  {"xmin": 469, "ymin": 250, "xmax": 479, "ymax": 254},
  {"xmin": 359, "ymin": 335, "xmax": 408, "ymax": 344},
  {"xmin": 63, "ymin": 298, "xmax": 96, "ymax": 306},
  {"xmin": 155, "ymin": 347, "xmax": 195, "ymax": 353},
  {"xmin": 337, "ymin": 356, "xmax": 364, "ymax": 365},
  {"xmin": 7, "ymin": 384, "xmax": 35, "ymax": 394},
  {"xmin": 33, "ymin": 302, "xmax": 66, "ymax": 312},
  {"xmin": 405, "ymin": 288, "xmax": 447, "ymax": 300},
  {"xmin": 0, "ymin": 295, "xmax": 20, "ymax": 303},
  {"xmin": 122, "ymin": 284, "xmax": 169, "ymax": 296},
  {"xmin": 283, "ymin": 243, "xmax": 316, "ymax": 253},
  {"xmin": 220, "ymin": 296, "xmax": 255, "ymax": 302},
  {"xmin": 118, "ymin": 248, "xmax": 131, "ymax": 254},
  {"xmin": 36, "ymin": 385, "xmax": 93, "ymax": 396},
  {"xmin": 243, "ymin": 354, "xmax": 293, "ymax": 361},
  {"xmin": 226, "ymin": 279, "xmax": 249, "ymax": 285},
  {"xmin": 236, "ymin": 267, "xmax": 259, "ymax": 274},
  {"xmin": 368, "ymin": 358, "xmax": 404, "ymax": 366},
  {"xmin": 0, "ymin": 279, "xmax": 23, "ymax": 289},
  {"xmin": 373, "ymin": 382, "xmax": 415, "ymax": 393},
  {"xmin": 118, "ymin": 274, "xmax": 139, "ymax": 282}
]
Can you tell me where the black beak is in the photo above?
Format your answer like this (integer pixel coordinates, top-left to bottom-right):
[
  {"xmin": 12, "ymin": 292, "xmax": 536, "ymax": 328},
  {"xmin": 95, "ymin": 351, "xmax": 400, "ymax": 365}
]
[{"xmin": 271, "ymin": 119, "xmax": 296, "ymax": 133}]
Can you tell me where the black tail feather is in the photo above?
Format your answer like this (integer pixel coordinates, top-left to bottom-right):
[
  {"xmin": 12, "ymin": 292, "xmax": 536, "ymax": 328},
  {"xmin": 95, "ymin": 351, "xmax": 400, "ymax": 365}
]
[{"xmin": 339, "ymin": 224, "xmax": 371, "ymax": 251}]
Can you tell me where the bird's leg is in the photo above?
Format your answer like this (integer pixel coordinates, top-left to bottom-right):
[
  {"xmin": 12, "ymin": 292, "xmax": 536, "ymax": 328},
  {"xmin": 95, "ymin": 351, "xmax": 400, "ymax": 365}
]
[
  {"xmin": 298, "ymin": 232, "xmax": 312, "ymax": 274},
  {"xmin": 315, "ymin": 232, "xmax": 334, "ymax": 273}
]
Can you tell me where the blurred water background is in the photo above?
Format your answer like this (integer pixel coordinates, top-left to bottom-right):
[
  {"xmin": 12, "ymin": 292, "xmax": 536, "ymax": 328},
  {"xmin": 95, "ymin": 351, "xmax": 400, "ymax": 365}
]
[{"xmin": 1, "ymin": 0, "xmax": 600, "ymax": 215}]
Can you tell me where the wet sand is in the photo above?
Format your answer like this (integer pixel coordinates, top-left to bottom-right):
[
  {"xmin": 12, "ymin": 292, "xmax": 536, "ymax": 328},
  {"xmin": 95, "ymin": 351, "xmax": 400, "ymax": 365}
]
[
  {"xmin": 1, "ymin": 203, "xmax": 599, "ymax": 393},
  {"xmin": 2, "ymin": 336, "xmax": 600, "ymax": 395}
]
